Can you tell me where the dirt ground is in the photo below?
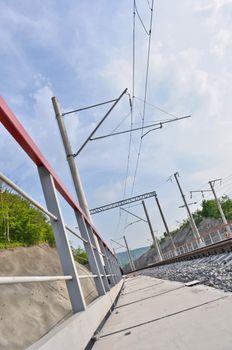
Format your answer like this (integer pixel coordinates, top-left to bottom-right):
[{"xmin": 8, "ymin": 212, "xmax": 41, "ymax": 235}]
[{"xmin": 0, "ymin": 244, "xmax": 98, "ymax": 349}]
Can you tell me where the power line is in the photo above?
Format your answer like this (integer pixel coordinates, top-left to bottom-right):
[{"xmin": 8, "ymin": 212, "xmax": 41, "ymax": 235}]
[
  {"xmin": 119, "ymin": 1, "xmax": 136, "ymax": 226},
  {"xmin": 192, "ymin": 175, "xmax": 232, "ymax": 202},
  {"xmin": 123, "ymin": 107, "xmax": 133, "ymax": 198},
  {"xmin": 120, "ymin": 207, "xmax": 147, "ymax": 223},
  {"xmin": 132, "ymin": 1, "xmax": 136, "ymax": 101},
  {"xmin": 121, "ymin": 1, "xmax": 136, "ymax": 199},
  {"xmin": 120, "ymin": 0, "xmax": 155, "ymax": 233},
  {"xmin": 134, "ymin": 1, "xmax": 150, "ymax": 35},
  {"xmin": 146, "ymin": 0, "xmax": 151, "ymax": 9},
  {"xmin": 130, "ymin": 0, "xmax": 155, "ymax": 195},
  {"xmin": 134, "ymin": 96, "xmax": 179, "ymax": 119},
  {"xmin": 133, "ymin": 98, "xmax": 144, "ymax": 120},
  {"xmin": 141, "ymin": 0, "xmax": 154, "ymax": 136},
  {"xmin": 109, "ymin": 111, "xmax": 131, "ymax": 134}
]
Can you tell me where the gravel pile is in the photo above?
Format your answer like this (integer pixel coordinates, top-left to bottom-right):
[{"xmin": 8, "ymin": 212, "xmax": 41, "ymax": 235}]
[{"xmin": 139, "ymin": 252, "xmax": 232, "ymax": 292}]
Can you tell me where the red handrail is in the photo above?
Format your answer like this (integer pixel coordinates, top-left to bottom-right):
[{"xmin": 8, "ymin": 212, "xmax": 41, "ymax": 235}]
[{"xmin": 0, "ymin": 97, "xmax": 112, "ymax": 253}]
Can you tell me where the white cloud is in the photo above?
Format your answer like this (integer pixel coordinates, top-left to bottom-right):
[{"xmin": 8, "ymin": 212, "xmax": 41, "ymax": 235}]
[
  {"xmin": 212, "ymin": 29, "xmax": 231, "ymax": 58},
  {"xmin": 195, "ymin": 0, "xmax": 232, "ymax": 12},
  {"xmin": 1, "ymin": 0, "xmax": 232, "ymax": 249}
]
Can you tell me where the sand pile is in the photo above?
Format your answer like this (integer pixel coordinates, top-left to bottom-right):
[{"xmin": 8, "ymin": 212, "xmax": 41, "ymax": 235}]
[{"xmin": 0, "ymin": 244, "xmax": 98, "ymax": 349}]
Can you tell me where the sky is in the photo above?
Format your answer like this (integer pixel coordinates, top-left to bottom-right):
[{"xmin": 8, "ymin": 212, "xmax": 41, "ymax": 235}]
[{"xmin": 1, "ymin": 0, "xmax": 232, "ymax": 253}]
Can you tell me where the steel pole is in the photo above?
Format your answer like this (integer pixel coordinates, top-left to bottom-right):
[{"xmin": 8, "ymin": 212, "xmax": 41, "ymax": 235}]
[
  {"xmin": 209, "ymin": 181, "xmax": 231, "ymax": 235},
  {"xmin": 174, "ymin": 173, "xmax": 203, "ymax": 245},
  {"xmin": 52, "ymin": 96, "xmax": 92, "ymax": 223},
  {"xmin": 142, "ymin": 200, "xmax": 163, "ymax": 261},
  {"xmin": 154, "ymin": 193, "xmax": 177, "ymax": 255},
  {"xmin": 123, "ymin": 236, "xmax": 135, "ymax": 271}
]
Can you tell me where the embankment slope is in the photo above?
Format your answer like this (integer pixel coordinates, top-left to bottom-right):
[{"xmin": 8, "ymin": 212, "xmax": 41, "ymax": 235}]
[{"xmin": 0, "ymin": 244, "xmax": 98, "ymax": 350}]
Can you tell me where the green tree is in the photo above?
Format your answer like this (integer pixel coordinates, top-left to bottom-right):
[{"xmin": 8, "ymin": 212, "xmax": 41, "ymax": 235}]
[
  {"xmin": 201, "ymin": 199, "xmax": 219, "ymax": 219},
  {"xmin": 0, "ymin": 189, "xmax": 55, "ymax": 247}
]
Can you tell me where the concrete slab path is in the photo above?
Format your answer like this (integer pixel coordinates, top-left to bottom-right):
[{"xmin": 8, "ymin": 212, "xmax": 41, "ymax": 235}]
[{"xmin": 93, "ymin": 275, "xmax": 232, "ymax": 349}]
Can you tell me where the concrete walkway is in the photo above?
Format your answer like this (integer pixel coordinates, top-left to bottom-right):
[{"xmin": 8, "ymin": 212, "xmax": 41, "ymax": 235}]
[{"xmin": 93, "ymin": 275, "xmax": 232, "ymax": 349}]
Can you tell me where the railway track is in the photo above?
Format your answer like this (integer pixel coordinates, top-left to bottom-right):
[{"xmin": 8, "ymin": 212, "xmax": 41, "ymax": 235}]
[
  {"xmin": 135, "ymin": 237, "xmax": 232, "ymax": 294},
  {"xmin": 135, "ymin": 237, "xmax": 232, "ymax": 272}
]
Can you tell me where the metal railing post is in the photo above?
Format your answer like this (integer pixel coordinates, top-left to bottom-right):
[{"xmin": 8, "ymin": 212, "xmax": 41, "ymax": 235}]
[
  {"xmin": 110, "ymin": 252, "xmax": 118, "ymax": 282},
  {"xmin": 38, "ymin": 166, "xmax": 86, "ymax": 313},
  {"xmin": 98, "ymin": 240, "xmax": 115, "ymax": 287},
  {"xmin": 105, "ymin": 248, "xmax": 116, "ymax": 286},
  {"xmin": 113, "ymin": 256, "xmax": 120, "ymax": 282},
  {"xmin": 113, "ymin": 251, "xmax": 122, "ymax": 280},
  {"xmin": 75, "ymin": 211, "xmax": 106, "ymax": 296},
  {"xmin": 115, "ymin": 257, "xmax": 121, "ymax": 281},
  {"xmin": 87, "ymin": 227, "xmax": 110, "ymax": 292},
  {"xmin": 115, "ymin": 257, "xmax": 122, "ymax": 282}
]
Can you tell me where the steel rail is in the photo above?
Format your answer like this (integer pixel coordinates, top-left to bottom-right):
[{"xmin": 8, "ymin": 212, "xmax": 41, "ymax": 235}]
[{"xmin": 133, "ymin": 237, "xmax": 232, "ymax": 273}]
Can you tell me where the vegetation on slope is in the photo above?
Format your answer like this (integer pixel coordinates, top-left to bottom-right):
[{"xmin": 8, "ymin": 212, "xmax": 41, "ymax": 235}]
[
  {"xmin": 71, "ymin": 246, "xmax": 88, "ymax": 265},
  {"xmin": 0, "ymin": 189, "xmax": 55, "ymax": 247},
  {"xmin": 159, "ymin": 196, "xmax": 232, "ymax": 243},
  {"xmin": 201, "ymin": 196, "xmax": 232, "ymax": 220},
  {"xmin": 0, "ymin": 188, "xmax": 89, "ymax": 264}
]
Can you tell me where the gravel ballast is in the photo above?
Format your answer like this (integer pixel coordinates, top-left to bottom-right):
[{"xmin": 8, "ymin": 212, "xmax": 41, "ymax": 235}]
[{"xmin": 138, "ymin": 252, "xmax": 232, "ymax": 292}]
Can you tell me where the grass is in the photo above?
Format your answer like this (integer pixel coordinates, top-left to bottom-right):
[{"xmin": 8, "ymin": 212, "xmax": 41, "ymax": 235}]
[{"xmin": 0, "ymin": 240, "xmax": 50, "ymax": 249}]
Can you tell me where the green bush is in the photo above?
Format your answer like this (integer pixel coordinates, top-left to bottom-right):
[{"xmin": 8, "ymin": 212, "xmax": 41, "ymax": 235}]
[
  {"xmin": 0, "ymin": 189, "xmax": 55, "ymax": 247},
  {"xmin": 71, "ymin": 246, "xmax": 88, "ymax": 265}
]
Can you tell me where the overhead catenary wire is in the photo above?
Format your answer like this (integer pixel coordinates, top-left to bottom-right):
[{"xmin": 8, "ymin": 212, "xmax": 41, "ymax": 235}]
[
  {"xmin": 112, "ymin": 98, "xmax": 134, "ymax": 236},
  {"xmin": 134, "ymin": 96, "xmax": 179, "ymax": 119},
  {"xmin": 121, "ymin": 0, "xmax": 155, "ymax": 235},
  {"xmin": 109, "ymin": 111, "xmax": 131, "ymax": 135},
  {"xmin": 115, "ymin": 1, "xmax": 136, "ymax": 234},
  {"xmin": 130, "ymin": 0, "xmax": 155, "ymax": 196},
  {"xmin": 141, "ymin": 0, "xmax": 154, "ymax": 137},
  {"xmin": 122, "ymin": 103, "xmax": 133, "ymax": 199},
  {"xmin": 121, "ymin": 0, "xmax": 137, "ymax": 199},
  {"xmin": 134, "ymin": 1, "xmax": 150, "ymax": 35},
  {"xmin": 190, "ymin": 175, "xmax": 232, "ymax": 202},
  {"xmin": 146, "ymin": 0, "xmax": 152, "ymax": 10}
]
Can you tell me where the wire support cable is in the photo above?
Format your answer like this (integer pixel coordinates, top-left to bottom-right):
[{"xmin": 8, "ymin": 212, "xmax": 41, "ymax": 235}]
[
  {"xmin": 122, "ymin": 95, "xmax": 134, "ymax": 199},
  {"xmin": 130, "ymin": 0, "xmax": 154, "ymax": 196},
  {"xmin": 121, "ymin": 1, "xmax": 137, "ymax": 203},
  {"xmin": 147, "ymin": 0, "xmax": 152, "ymax": 9},
  {"xmin": 109, "ymin": 111, "xmax": 131, "ymax": 135},
  {"xmin": 134, "ymin": 1, "xmax": 150, "ymax": 35},
  {"xmin": 134, "ymin": 96, "xmax": 179, "ymax": 119},
  {"xmin": 141, "ymin": 0, "xmax": 154, "ymax": 134}
]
